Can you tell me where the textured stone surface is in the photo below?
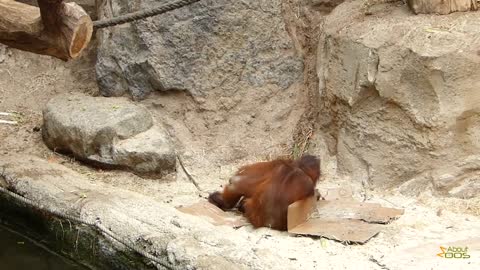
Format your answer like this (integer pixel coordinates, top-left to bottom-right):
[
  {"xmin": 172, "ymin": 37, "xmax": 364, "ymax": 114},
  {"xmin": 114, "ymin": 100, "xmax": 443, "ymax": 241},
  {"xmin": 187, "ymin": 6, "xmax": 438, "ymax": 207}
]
[
  {"xmin": 42, "ymin": 93, "xmax": 175, "ymax": 175},
  {"xmin": 93, "ymin": 0, "xmax": 306, "ymax": 172},
  {"xmin": 1, "ymin": 154, "xmax": 479, "ymax": 270},
  {"xmin": 95, "ymin": 0, "xmax": 303, "ymax": 100},
  {"xmin": 316, "ymin": 1, "xmax": 480, "ymax": 197},
  {"xmin": 113, "ymin": 126, "xmax": 176, "ymax": 174}
]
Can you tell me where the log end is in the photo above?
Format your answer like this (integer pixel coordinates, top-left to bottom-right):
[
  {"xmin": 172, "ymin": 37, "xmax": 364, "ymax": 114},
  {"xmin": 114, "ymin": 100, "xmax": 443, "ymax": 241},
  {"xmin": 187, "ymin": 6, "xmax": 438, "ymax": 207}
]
[
  {"xmin": 68, "ymin": 13, "xmax": 93, "ymax": 59},
  {"xmin": 0, "ymin": 0, "xmax": 94, "ymax": 61},
  {"xmin": 62, "ymin": 2, "xmax": 93, "ymax": 60}
]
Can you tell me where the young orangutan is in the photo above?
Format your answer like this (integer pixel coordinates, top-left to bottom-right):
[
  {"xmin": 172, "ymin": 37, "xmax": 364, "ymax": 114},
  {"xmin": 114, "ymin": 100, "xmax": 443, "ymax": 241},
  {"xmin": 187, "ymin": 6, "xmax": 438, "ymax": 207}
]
[{"xmin": 208, "ymin": 155, "xmax": 321, "ymax": 231}]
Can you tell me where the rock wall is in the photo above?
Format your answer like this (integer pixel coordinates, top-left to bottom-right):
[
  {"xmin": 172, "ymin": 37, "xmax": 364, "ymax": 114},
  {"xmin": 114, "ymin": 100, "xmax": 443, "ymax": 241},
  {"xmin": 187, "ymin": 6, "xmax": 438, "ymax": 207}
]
[
  {"xmin": 96, "ymin": 0, "xmax": 303, "ymax": 100},
  {"xmin": 95, "ymin": 0, "xmax": 307, "ymax": 169},
  {"xmin": 317, "ymin": 1, "xmax": 480, "ymax": 197},
  {"xmin": 95, "ymin": 0, "xmax": 480, "ymax": 198}
]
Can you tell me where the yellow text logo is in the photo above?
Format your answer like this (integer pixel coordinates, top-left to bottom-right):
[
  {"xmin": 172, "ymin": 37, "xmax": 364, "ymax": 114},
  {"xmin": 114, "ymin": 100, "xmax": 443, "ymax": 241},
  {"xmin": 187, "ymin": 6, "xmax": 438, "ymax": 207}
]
[{"xmin": 437, "ymin": 246, "xmax": 470, "ymax": 259}]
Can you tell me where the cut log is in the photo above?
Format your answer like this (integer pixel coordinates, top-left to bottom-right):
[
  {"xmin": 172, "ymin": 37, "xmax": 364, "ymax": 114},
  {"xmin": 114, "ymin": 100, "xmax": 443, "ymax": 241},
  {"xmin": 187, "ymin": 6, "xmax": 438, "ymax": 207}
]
[
  {"xmin": 0, "ymin": 0, "xmax": 93, "ymax": 61},
  {"xmin": 407, "ymin": 0, "xmax": 478, "ymax": 15}
]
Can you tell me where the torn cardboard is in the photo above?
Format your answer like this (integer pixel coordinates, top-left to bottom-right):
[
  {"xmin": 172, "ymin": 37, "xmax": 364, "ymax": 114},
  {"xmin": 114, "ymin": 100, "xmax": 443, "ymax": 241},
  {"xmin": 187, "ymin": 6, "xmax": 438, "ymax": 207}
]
[
  {"xmin": 176, "ymin": 201, "xmax": 249, "ymax": 228},
  {"xmin": 287, "ymin": 196, "xmax": 384, "ymax": 242},
  {"xmin": 287, "ymin": 194, "xmax": 404, "ymax": 243},
  {"xmin": 289, "ymin": 218, "xmax": 383, "ymax": 243},
  {"xmin": 313, "ymin": 200, "xmax": 404, "ymax": 224},
  {"xmin": 178, "ymin": 188, "xmax": 404, "ymax": 244}
]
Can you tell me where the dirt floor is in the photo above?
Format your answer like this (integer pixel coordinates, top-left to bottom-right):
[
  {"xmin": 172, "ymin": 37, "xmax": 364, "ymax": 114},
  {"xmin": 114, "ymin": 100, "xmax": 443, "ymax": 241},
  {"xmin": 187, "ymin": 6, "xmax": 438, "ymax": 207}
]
[{"xmin": 1, "ymin": 39, "xmax": 480, "ymax": 269}]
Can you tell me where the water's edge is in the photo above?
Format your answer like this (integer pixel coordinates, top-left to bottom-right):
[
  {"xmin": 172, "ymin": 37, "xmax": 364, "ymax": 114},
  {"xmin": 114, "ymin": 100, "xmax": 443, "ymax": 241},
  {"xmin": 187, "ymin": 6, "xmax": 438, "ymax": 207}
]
[
  {"xmin": 0, "ymin": 192, "xmax": 156, "ymax": 270},
  {"xmin": 0, "ymin": 223, "xmax": 88, "ymax": 270}
]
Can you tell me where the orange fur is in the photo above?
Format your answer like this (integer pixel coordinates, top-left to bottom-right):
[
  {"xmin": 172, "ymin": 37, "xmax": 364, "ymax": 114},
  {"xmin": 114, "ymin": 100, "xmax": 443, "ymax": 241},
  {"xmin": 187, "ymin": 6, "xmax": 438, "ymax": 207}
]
[{"xmin": 208, "ymin": 155, "xmax": 321, "ymax": 231}]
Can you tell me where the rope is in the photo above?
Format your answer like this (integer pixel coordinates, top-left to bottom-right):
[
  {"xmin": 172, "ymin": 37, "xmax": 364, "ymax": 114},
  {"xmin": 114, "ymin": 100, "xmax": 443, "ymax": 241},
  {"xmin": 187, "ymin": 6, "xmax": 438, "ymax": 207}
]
[
  {"xmin": 177, "ymin": 155, "xmax": 202, "ymax": 192},
  {"xmin": 0, "ymin": 172, "xmax": 181, "ymax": 270},
  {"xmin": 93, "ymin": 0, "xmax": 201, "ymax": 29}
]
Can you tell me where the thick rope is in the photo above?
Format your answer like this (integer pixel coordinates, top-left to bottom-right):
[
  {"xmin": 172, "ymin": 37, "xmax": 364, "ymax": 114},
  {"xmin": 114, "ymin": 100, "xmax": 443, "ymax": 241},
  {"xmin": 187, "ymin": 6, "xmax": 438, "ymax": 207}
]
[
  {"xmin": 0, "ymin": 172, "xmax": 180, "ymax": 270},
  {"xmin": 93, "ymin": 0, "xmax": 201, "ymax": 29}
]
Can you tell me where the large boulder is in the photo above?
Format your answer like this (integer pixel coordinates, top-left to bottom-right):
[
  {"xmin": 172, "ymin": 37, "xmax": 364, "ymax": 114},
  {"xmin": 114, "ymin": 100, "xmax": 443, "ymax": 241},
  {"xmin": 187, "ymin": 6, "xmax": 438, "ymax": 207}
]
[
  {"xmin": 42, "ymin": 93, "xmax": 175, "ymax": 175},
  {"xmin": 95, "ymin": 0, "xmax": 303, "ymax": 100},
  {"xmin": 316, "ymin": 1, "xmax": 480, "ymax": 198}
]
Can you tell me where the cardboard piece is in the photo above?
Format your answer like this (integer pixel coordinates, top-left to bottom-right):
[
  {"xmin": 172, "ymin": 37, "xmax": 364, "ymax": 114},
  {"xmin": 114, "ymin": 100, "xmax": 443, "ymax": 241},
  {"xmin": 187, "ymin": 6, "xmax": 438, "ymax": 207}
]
[
  {"xmin": 289, "ymin": 218, "xmax": 382, "ymax": 243},
  {"xmin": 176, "ymin": 201, "xmax": 249, "ymax": 228},
  {"xmin": 178, "ymin": 187, "xmax": 404, "ymax": 244},
  {"xmin": 313, "ymin": 200, "xmax": 404, "ymax": 224},
  {"xmin": 287, "ymin": 194, "xmax": 404, "ymax": 243},
  {"xmin": 287, "ymin": 195, "xmax": 318, "ymax": 230}
]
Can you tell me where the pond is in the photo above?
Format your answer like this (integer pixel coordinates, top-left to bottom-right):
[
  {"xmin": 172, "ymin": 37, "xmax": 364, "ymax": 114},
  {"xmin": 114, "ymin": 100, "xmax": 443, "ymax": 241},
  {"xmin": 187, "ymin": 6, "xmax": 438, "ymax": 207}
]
[{"xmin": 0, "ymin": 224, "xmax": 88, "ymax": 270}]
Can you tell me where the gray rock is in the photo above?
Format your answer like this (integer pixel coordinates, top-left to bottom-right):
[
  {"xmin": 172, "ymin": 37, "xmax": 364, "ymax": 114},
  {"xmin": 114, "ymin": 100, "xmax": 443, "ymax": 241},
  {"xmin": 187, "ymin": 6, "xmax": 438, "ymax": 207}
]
[
  {"xmin": 113, "ymin": 126, "xmax": 176, "ymax": 175},
  {"xmin": 95, "ymin": 0, "xmax": 303, "ymax": 100},
  {"xmin": 316, "ymin": 0, "xmax": 480, "ymax": 197},
  {"xmin": 0, "ymin": 154, "xmax": 290, "ymax": 269},
  {"xmin": 42, "ymin": 93, "xmax": 175, "ymax": 175},
  {"xmin": 430, "ymin": 156, "xmax": 480, "ymax": 199}
]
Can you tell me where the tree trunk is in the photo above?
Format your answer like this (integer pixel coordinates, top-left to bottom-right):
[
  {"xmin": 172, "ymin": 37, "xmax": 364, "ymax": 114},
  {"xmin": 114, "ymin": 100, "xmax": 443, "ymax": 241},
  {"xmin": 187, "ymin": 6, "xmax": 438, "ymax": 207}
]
[
  {"xmin": 0, "ymin": 0, "xmax": 93, "ymax": 61},
  {"xmin": 407, "ymin": 0, "xmax": 478, "ymax": 15}
]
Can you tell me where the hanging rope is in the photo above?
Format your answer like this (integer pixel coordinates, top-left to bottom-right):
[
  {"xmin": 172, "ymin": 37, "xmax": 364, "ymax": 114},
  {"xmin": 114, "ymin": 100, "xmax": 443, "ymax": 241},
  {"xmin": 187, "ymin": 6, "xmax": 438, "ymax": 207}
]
[{"xmin": 93, "ymin": 0, "xmax": 201, "ymax": 29}]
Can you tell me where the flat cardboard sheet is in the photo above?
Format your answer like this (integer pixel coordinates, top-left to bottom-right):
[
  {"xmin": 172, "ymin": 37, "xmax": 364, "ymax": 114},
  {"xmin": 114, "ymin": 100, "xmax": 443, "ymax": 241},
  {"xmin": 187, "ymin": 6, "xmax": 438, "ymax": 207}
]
[
  {"xmin": 176, "ymin": 201, "xmax": 249, "ymax": 228},
  {"xmin": 286, "ymin": 194, "xmax": 404, "ymax": 243},
  {"xmin": 178, "ymin": 187, "xmax": 404, "ymax": 244},
  {"xmin": 288, "ymin": 218, "xmax": 382, "ymax": 243},
  {"xmin": 313, "ymin": 200, "xmax": 404, "ymax": 224}
]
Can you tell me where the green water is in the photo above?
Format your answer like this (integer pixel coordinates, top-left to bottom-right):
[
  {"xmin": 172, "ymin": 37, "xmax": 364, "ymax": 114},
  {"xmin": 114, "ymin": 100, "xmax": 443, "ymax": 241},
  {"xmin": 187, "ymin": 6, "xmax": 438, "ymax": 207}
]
[{"xmin": 0, "ymin": 225, "xmax": 88, "ymax": 270}]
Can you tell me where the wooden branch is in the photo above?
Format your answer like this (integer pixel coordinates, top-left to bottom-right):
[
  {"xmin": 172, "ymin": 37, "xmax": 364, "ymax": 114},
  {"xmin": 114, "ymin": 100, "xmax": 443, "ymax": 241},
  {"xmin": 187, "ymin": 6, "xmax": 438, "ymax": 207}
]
[
  {"xmin": 0, "ymin": 0, "xmax": 93, "ymax": 60},
  {"xmin": 37, "ymin": 0, "xmax": 64, "ymax": 32},
  {"xmin": 407, "ymin": 0, "xmax": 478, "ymax": 15}
]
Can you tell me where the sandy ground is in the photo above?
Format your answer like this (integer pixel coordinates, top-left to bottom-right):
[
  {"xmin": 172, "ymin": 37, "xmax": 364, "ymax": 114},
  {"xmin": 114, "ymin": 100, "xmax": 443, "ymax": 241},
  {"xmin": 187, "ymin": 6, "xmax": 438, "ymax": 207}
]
[{"xmin": 1, "ymin": 40, "xmax": 479, "ymax": 269}]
